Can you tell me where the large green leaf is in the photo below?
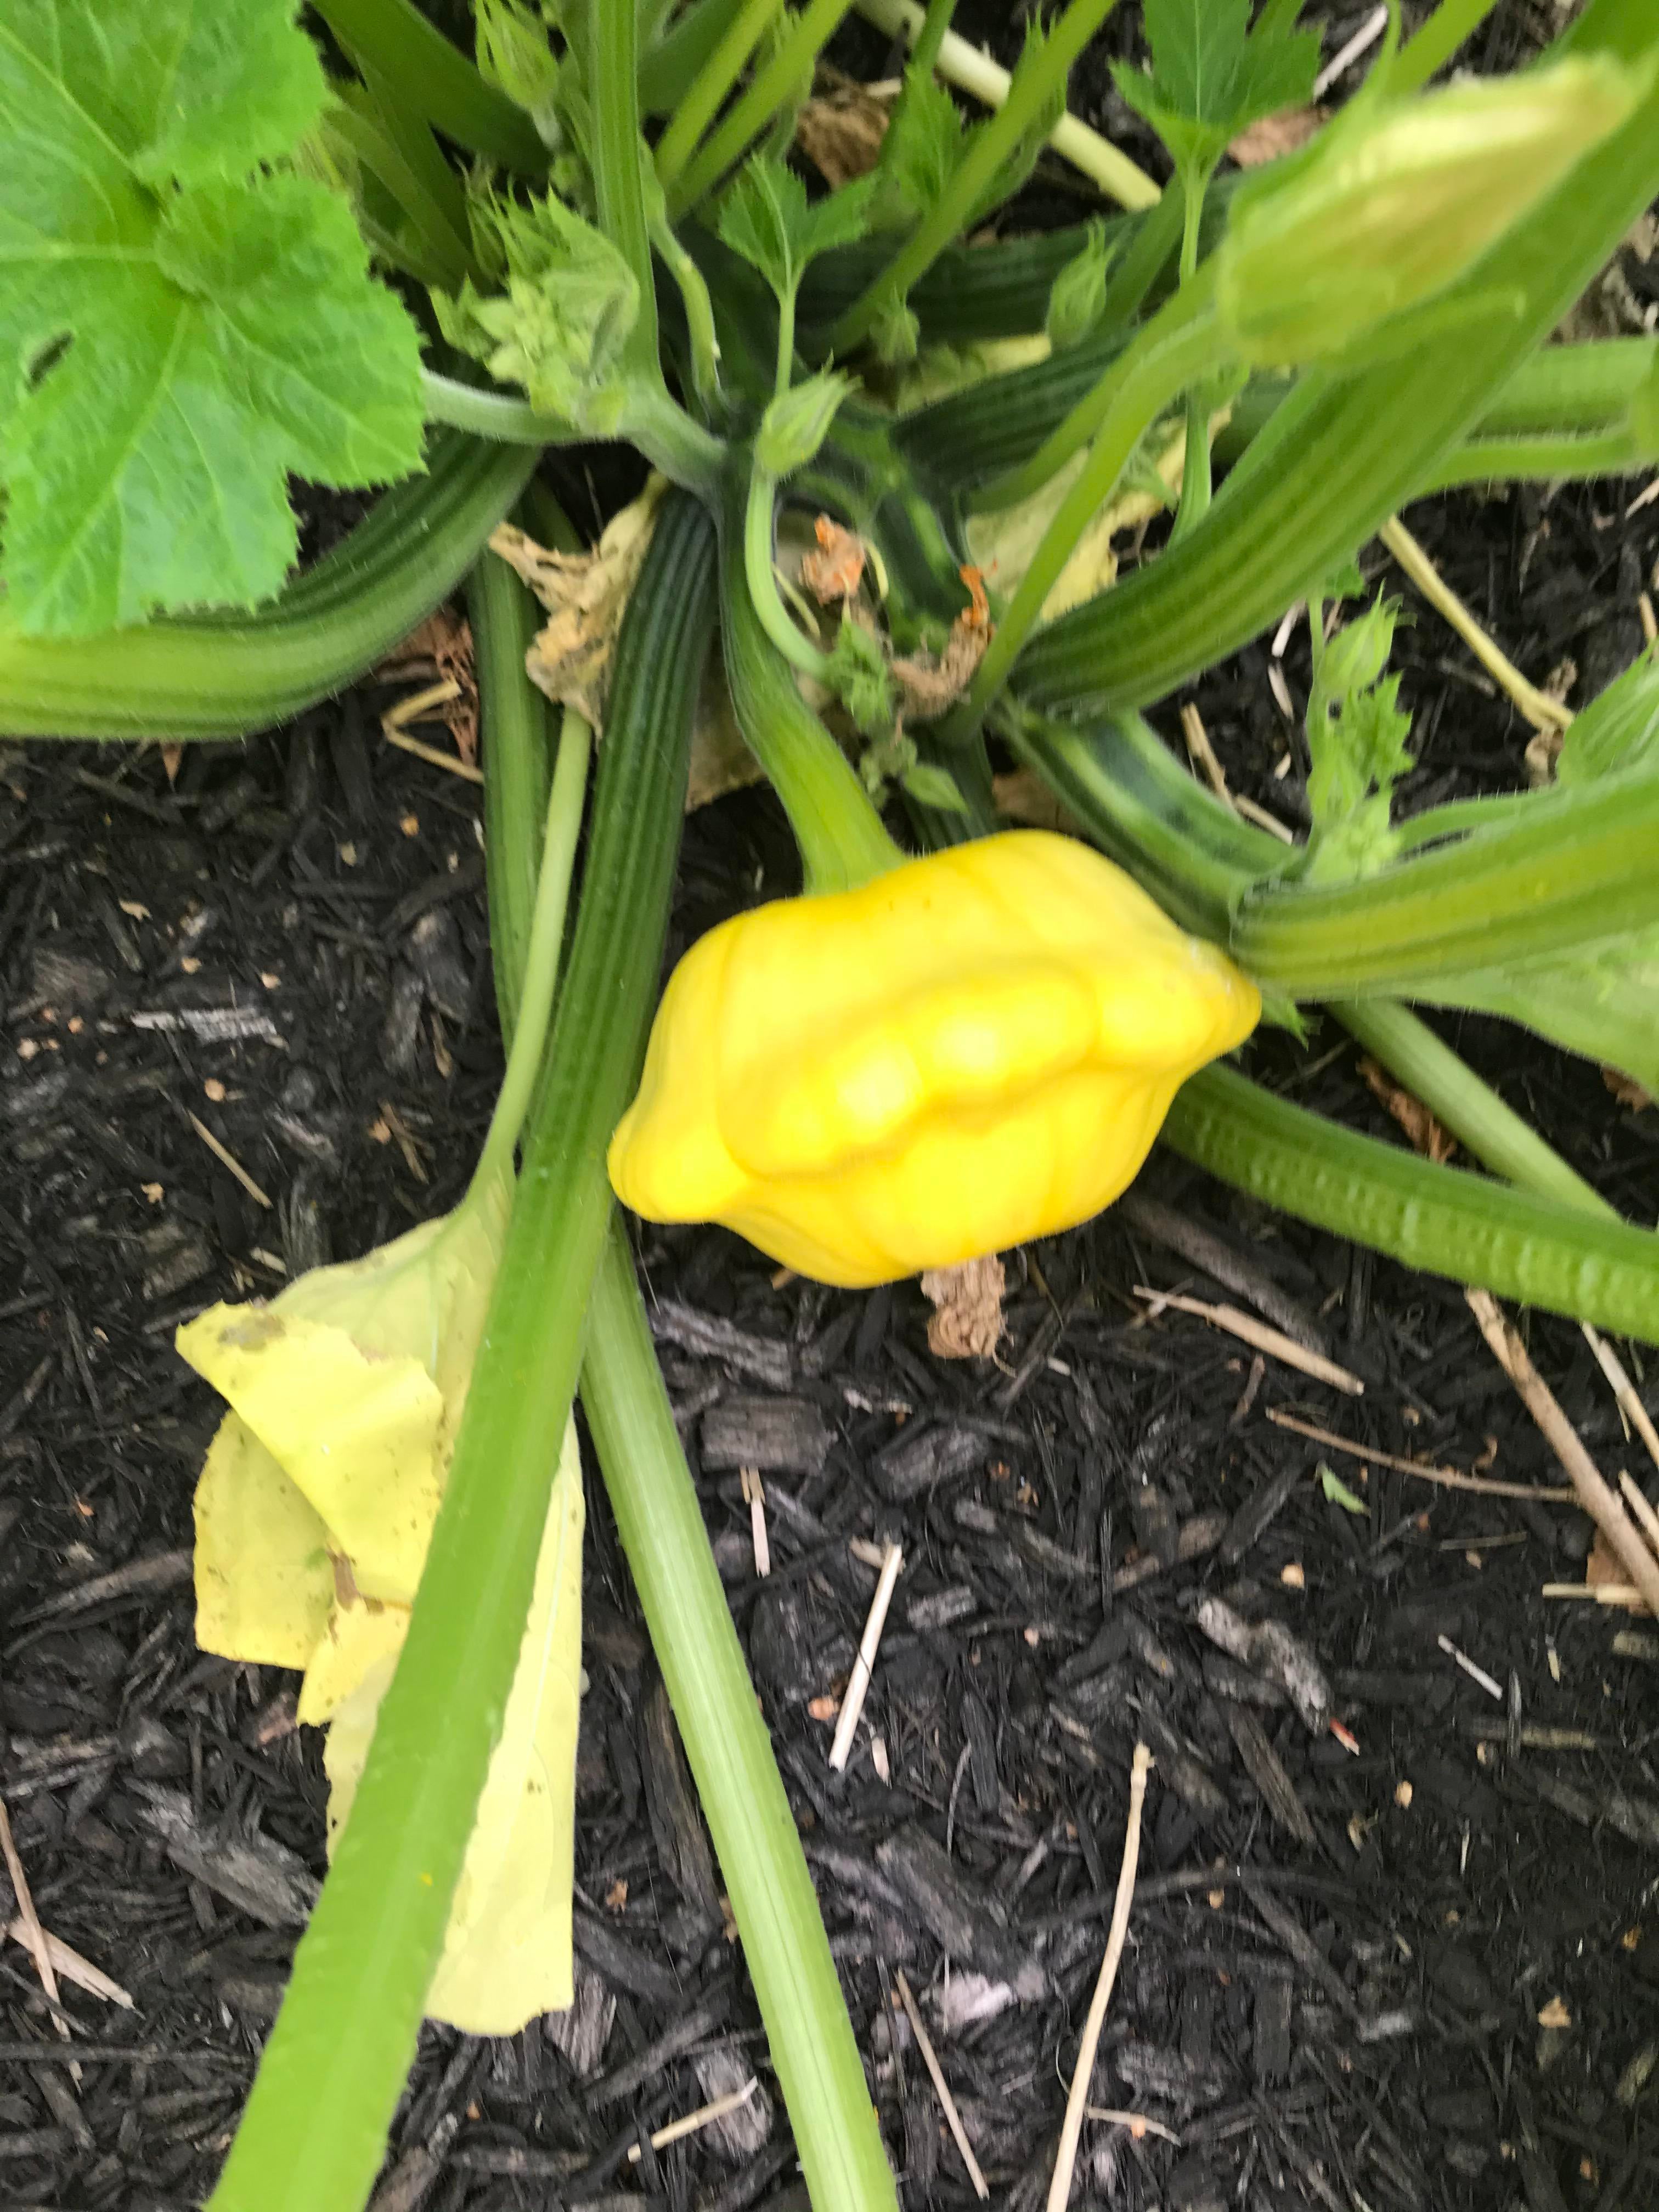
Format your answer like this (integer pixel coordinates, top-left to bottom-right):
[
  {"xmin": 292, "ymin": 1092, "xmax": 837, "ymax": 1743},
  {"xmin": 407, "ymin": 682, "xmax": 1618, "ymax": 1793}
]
[{"xmin": 0, "ymin": 0, "xmax": 425, "ymax": 636}]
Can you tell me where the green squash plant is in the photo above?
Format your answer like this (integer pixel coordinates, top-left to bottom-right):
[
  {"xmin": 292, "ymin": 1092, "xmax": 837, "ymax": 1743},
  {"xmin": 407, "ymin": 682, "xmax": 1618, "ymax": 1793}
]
[{"xmin": 7, "ymin": 0, "xmax": 1659, "ymax": 2205}]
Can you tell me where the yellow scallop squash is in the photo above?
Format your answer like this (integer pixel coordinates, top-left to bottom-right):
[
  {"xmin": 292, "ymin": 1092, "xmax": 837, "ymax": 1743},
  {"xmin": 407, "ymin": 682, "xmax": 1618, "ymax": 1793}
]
[{"xmin": 610, "ymin": 831, "xmax": 1260, "ymax": 1286}]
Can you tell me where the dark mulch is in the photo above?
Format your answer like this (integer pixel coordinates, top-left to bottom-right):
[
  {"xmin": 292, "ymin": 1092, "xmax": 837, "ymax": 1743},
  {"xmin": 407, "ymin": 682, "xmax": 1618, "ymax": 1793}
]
[{"xmin": 7, "ymin": 12, "xmax": 1659, "ymax": 2211}]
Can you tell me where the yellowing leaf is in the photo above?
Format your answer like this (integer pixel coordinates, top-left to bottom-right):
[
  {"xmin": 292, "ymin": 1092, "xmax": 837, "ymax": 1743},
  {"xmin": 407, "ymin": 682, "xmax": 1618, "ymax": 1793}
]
[
  {"xmin": 297, "ymin": 1576, "xmax": 410, "ymax": 1727},
  {"xmin": 490, "ymin": 480, "xmax": 666, "ymax": 731},
  {"xmin": 178, "ymin": 1165, "xmax": 581, "ymax": 2035},
  {"xmin": 193, "ymin": 1410, "xmax": 333, "ymax": 1667},
  {"xmin": 177, "ymin": 1306, "xmax": 443, "ymax": 1604},
  {"xmin": 324, "ymin": 1418, "xmax": 585, "ymax": 2033}
]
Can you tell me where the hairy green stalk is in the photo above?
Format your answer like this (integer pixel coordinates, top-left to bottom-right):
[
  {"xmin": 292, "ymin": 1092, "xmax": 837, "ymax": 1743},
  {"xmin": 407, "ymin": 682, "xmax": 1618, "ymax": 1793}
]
[
  {"xmin": 328, "ymin": 86, "xmax": 476, "ymax": 291},
  {"xmin": 654, "ymin": 0, "xmax": 784, "ymax": 188},
  {"xmin": 1, "ymin": 434, "xmax": 538, "ymax": 740},
  {"xmin": 743, "ymin": 468, "xmax": 833, "ymax": 680},
  {"xmin": 1331, "ymin": 1000, "xmax": 1617, "ymax": 1220},
  {"xmin": 589, "ymin": 1, "xmax": 661, "ymax": 380},
  {"xmin": 668, "ymin": 0, "xmax": 858, "ymax": 215},
  {"xmin": 421, "ymin": 372, "xmax": 726, "ymax": 496},
  {"xmin": 205, "ymin": 495, "xmax": 716, "ymax": 2212},
  {"xmin": 582, "ymin": 1230, "xmax": 901, "ymax": 2212},
  {"xmin": 830, "ymin": 0, "xmax": 1125, "ymax": 356},
  {"xmin": 312, "ymin": 0, "xmax": 549, "ymax": 172},
  {"xmin": 1394, "ymin": 0, "xmax": 1506, "ymax": 93},
  {"xmin": 1232, "ymin": 778, "xmax": 1659, "ymax": 996}
]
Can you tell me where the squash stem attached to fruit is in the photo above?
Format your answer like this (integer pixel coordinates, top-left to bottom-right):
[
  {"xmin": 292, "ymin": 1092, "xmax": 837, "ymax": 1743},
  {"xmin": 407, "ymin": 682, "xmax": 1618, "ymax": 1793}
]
[{"xmin": 722, "ymin": 473, "xmax": 906, "ymax": 893}]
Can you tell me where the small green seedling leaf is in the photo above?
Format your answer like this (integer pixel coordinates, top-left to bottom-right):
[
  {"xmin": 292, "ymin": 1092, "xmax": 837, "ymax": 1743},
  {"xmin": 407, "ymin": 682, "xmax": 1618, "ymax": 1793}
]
[
  {"xmin": 1556, "ymin": 652, "xmax": 1659, "ymax": 787},
  {"xmin": 718, "ymin": 154, "xmax": 876, "ymax": 307},
  {"xmin": 871, "ymin": 68, "xmax": 964, "ymax": 230},
  {"xmin": 1302, "ymin": 597, "xmax": 1413, "ymax": 881},
  {"xmin": 1047, "ymin": 221, "xmax": 1117, "ymax": 350},
  {"xmin": 0, "ymin": 0, "xmax": 426, "ymax": 637},
  {"xmin": 1318, "ymin": 1463, "xmax": 1370, "ymax": 1515},
  {"xmin": 435, "ymin": 188, "xmax": 639, "ymax": 424},
  {"xmin": 1113, "ymin": 0, "xmax": 1319, "ymax": 194},
  {"xmin": 829, "ymin": 616, "xmax": 898, "ymax": 738}
]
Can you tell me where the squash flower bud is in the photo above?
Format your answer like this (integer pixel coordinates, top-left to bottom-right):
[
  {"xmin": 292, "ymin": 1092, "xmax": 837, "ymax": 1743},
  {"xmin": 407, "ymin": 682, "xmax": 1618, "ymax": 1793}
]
[
  {"xmin": 1216, "ymin": 57, "xmax": 1644, "ymax": 368},
  {"xmin": 609, "ymin": 832, "xmax": 1260, "ymax": 1286},
  {"xmin": 176, "ymin": 1177, "xmax": 584, "ymax": 2035}
]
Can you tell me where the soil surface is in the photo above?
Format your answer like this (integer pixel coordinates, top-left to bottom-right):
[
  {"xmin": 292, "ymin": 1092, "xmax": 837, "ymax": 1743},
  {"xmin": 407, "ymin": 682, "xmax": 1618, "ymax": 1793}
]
[{"xmin": 5, "ymin": 8, "xmax": 1659, "ymax": 2212}]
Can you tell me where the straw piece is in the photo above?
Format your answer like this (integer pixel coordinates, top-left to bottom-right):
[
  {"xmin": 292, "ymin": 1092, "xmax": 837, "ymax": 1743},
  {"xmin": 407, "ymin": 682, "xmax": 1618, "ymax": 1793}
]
[
  {"xmin": 1466, "ymin": 1290, "xmax": 1659, "ymax": 1618},
  {"xmin": 894, "ymin": 1970, "xmax": 988, "ymax": 2200},
  {"xmin": 1136, "ymin": 1287, "xmax": 1365, "ymax": 1396},
  {"xmin": 829, "ymin": 1544, "xmax": 902, "ymax": 1771},
  {"xmin": 1046, "ymin": 1744, "xmax": 1153, "ymax": 2212}
]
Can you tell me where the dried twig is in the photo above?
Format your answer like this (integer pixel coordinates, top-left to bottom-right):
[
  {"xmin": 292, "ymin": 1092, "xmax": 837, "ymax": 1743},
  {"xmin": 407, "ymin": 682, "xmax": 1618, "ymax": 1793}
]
[
  {"xmin": 1542, "ymin": 1581, "xmax": 1647, "ymax": 1609},
  {"xmin": 829, "ymin": 1544, "xmax": 902, "ymax": 1771},
  {"xmin": 0, "ymin": 1796, "xmax": 73, "ymax": 2051},
  {"xmin": 1618, "ymin": 1470, "xmax": 1659, "ymax": 1564},
  {"xmin": 1266, "ymin": 1409, "xmax": 1573, "ymax": 1502},
  {"xmin": 626, "ymin": 2079, "xmax": 758, "ymax": 2163},
  {"xmin": 381, "ymin": 724, "xmax": 484, "ymax": 784},
  {"xmin": 1136, "ymin": 1288, "xmax": 1364, "ymax": 1396},
  {"xmin": 1084, "ymin": 2107, "xmax": 1181, "ymax": 2147},
  {"xmin": 740, "ymin": 1467, "xmax": 771, "ymax": 1578},
  {"xmin": 1436, "ymin": 1633, "xmax": 1503, "ymax": 1702},
  {"xmin": 1583, "ymin": 1324, "xmax": 1659, "ymax": 1479},
  {"xmin": 1380, "ymin": 516, "xmax": 1573, "ymax": 733},
  {"xmin": 1466, "ymin": 1290, "xmax": 1659, "ymax": 1617},
  {"xmin": 894, "ymin": 1970, "xmax": 988, "ymax": 2200},
  {"xmin": 187, "ymin": 1111, "xmax": 272, "ymax": 1209},
  {"xmin": 3, "ymin": 1919, "xmax": 133, "ymax": 2007},
  {"xmin": 1047, "ymin": 1743, "xmax": 1153, "ymax": 2212}
]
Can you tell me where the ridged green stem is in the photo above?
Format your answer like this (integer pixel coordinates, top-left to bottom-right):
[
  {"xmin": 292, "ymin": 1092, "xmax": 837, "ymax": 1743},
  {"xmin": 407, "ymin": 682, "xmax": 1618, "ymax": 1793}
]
[
  {"xmin": 1165, "ymin": 1065, "xmax": 1659, "ymax": 1342},
  {"xmin": 1, "ymin": 433, "xmax": 538, "ymax": 738},
  {"xmin": 721, "ymin": 476, "xmax": 905, "ymax": 893},
  {"xmin": 470, "ymin": 538, "xmax": 556, "ymax": 1037},
  {"xmin": 205, "ymin": 494, "xmax": 716, "ymax": 2212},
  {"xmin": 589, "ymin": 0, "xmax": 661, "ymax": 380},
  {"xmin": 1012, "ymin": 14, "xmax": 1659, "ymax": 717}
]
